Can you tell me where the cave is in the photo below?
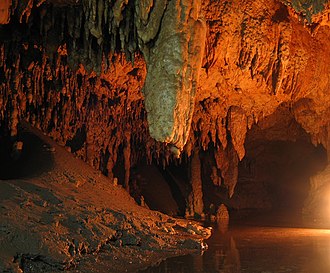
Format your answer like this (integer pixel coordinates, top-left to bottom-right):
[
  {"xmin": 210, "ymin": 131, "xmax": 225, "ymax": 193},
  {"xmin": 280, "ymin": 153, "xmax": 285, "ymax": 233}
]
[{"xmin": 1, "ymin": 0, "xmax": 330, "ymax": 272}]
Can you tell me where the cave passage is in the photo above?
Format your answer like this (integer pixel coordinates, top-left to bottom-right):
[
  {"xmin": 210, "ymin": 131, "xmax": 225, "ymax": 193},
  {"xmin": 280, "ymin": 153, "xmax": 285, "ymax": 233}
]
[
  {"xmin": 130, "ymin": 159, "xmax": 189, "ymax": 217},
  {"xmin": 1, "ymin": 118, "xmax": 326, "ymax": 228},
  {"xmin": 129, "ymin": 119, "xmax": 328, "ymax": 226},
  {"xmin": 233, "ymin": 138, "xmax": 327, "ymax": 223}
]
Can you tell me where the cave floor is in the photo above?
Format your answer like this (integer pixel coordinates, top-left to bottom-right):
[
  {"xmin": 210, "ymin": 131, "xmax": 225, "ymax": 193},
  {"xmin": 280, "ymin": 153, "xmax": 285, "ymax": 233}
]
[
  {"xmin": 0, "ymin": 123, "xmax": 210, "ymax": 273},
  {"xmin": 140, "ymin": 224, "xmax": 330, "ymax": 273}
]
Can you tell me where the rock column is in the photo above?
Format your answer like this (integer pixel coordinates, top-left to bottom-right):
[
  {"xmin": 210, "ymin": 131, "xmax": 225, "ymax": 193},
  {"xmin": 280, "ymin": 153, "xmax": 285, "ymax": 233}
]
[{"xmin": 187, "ymin": 150, "xmax": 204, "ymax": 217}]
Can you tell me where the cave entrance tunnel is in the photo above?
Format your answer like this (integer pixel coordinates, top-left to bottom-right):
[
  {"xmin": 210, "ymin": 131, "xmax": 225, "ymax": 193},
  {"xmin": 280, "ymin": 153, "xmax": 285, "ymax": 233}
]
[
  {"xmin": 128, "ymin": 127, "xmax": 327, "ymax": 225},
  {"xmin": 232, "ymin": 138, "xmax": 327, "ymax": 223}
]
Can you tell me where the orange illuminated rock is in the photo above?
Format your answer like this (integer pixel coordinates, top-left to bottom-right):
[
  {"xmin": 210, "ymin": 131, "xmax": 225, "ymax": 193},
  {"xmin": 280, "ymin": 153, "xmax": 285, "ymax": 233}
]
[
  {"xmin": 0, "ymin": 0, "xmax": 11, "ymax": 24},
  {"xmin": 195, "ymin": 0, "xmax": 330, "ymax": 158},
  {"xmin": 1, "ymin": 0, "xmax": 330, "ymax": 201}
]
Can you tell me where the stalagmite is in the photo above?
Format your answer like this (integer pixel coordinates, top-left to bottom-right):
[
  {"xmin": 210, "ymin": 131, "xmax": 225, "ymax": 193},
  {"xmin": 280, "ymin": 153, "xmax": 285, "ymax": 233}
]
[{"xmin": 216, "ymin": 204, "xmax": 229, "ymax": 222}]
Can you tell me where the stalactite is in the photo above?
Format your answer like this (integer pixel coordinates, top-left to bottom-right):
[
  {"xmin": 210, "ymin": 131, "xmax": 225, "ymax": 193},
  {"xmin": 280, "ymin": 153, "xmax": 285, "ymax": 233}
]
[
  {"xmin": 187, "ymin": 149, "xmax": 204, "ymax": 217},
  {"xmin": 134, "ymin": 0, "xmax": 168, "ymax": 52},
  {"xmin": 281, "ymin": 0, "xmax": 328, "ymax": 24},
  {"xmin": 227, "ymin": 106, "xmax": 247, "ymax": 161},
  {"xmin": 140, "ymin": 0, "xmax": 206, "ymax": 152},
  {"xmin": 214, "ymin": 144, "xmax": 239, "ymax": 198},
  {"xmin": 123, "ymin": 127, "xmax": 131, "ymax": 191},
  {"xmin": 0, "ymin": 25, "xmax": 156, "ymax": 182},
  {"xmin": 0, "ymin": 0, "xmax": 11, "ymax": 25}
]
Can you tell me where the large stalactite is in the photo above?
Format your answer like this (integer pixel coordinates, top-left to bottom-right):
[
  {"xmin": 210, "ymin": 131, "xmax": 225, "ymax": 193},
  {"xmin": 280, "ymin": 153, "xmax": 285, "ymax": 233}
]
[{"xmin": 137, "ymin": 0, "xmax": 206, "ymax": 152}]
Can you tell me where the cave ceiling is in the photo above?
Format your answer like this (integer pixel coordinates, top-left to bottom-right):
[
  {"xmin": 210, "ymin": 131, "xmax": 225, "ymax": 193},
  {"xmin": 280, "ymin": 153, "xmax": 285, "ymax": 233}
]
[{"xmin": 0, "ymin": 0, "xmax": 330, "ymax": 195}]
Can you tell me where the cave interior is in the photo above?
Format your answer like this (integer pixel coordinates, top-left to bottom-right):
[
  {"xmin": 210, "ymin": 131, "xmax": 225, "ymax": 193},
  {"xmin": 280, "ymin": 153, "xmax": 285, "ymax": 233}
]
[{"xmin": 1, "ymin": 0, "xmax": 330, "ymax": 237}]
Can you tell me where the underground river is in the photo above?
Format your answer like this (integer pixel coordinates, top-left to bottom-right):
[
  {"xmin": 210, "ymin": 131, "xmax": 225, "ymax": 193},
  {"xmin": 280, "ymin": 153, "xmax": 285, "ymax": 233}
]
[{"xmin": 140, "ymin": 222, "xmax": 330, "ymax": 273}]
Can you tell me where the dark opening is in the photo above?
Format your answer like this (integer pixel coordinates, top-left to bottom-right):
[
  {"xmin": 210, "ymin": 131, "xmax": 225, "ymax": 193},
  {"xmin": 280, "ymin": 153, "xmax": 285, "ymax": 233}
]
[
  {"xmin": 235, "ymin": 139, "xmax": 326, "ymax": 213},
  {"xmin": 231, "ymin": 121, "xmax": 327, "ymax": 224},
  {"xmin": 0, "ymin": 129, "xmax": 54, "ymax": 180},
  {"xmin": 130, "ymin": 158, "xmax": 189, "ymax": 217}
]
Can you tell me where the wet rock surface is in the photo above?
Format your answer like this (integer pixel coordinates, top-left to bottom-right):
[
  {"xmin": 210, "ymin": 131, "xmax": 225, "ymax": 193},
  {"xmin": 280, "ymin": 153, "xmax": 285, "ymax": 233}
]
[{"xmin": 0, "ymin": 123, "xmax": 210, "ymax": 273}]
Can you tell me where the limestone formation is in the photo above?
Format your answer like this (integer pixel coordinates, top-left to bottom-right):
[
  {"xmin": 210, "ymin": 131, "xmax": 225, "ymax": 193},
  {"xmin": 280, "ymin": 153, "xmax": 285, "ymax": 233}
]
[
  {"xmin": 216, "ymin": 204, "xmax": 229, "ymax": 220},
  {"xmin": 1, "ymin": 0, "xmax": 330, "ymax": 218},
  {"xmin": 214, "ymin": 144, "xmax": 239, "ymax": 198},
  {"xmin": 281, "ymin": 0, "xmax": 328, "ymax": 24},
  {"xmin": 0, "ymin": 0, "xmax": 11, "ymax": 24},
  {"xmin": 138, "ymin": 0, "xmax": 206, "ymax": 152},
  {"xmin": 187, "ymin": 150, "xmax": 204, "ymax": 217}
]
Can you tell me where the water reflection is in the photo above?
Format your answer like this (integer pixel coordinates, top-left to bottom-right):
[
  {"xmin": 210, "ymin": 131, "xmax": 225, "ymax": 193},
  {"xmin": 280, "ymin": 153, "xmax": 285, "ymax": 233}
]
[{"xmin": 139, "ymin": 225, "xmax": 330, "ymax": 273}]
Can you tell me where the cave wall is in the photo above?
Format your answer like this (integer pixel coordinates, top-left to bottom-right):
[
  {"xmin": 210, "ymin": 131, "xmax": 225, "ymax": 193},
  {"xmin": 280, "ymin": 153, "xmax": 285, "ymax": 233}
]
[
  {"xmin": 194, "ymin": 0, "xmax": 330, "ymax": 154},
  {"xmin": 1, "ymin": 0, "xmax": 330, "ymax": 214},
  {"xmin": 189, "ymin": 0, "xmax": 330, "ymax": 196}
]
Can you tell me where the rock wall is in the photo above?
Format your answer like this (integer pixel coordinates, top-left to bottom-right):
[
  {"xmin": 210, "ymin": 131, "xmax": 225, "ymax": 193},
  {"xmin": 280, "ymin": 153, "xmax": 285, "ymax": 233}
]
[
  {"xmin": 0, "ymin": 0, "xmax": 11, "ymax": 24},
  {"xmin": 194, "ymin": 0, "xmax": 330, "ymax": 152}
]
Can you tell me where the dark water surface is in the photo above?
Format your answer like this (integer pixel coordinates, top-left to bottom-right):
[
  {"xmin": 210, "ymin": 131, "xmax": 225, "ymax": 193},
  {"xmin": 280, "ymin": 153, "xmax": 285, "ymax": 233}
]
[{"xmin": 140, "ymin": 225, "xmax": 330, "ymax": 273}]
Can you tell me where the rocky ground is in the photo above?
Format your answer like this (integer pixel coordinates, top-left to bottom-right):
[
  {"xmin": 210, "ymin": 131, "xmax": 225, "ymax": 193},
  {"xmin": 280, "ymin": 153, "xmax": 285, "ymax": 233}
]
[{"xmin": 0, "ymin": 122, "xmax": 211, "ymax": 273}]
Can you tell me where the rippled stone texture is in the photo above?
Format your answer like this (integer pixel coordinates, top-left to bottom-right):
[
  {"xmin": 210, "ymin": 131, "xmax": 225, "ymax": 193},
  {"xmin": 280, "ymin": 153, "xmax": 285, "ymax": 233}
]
[{"xmin": 138, "ymin": 0, "xmax": 206, "ymax": 151}]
